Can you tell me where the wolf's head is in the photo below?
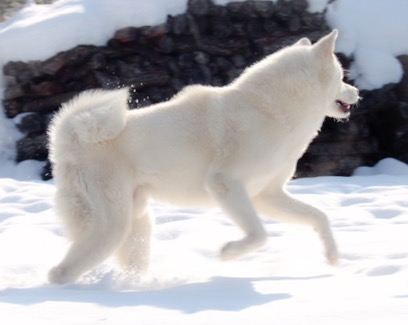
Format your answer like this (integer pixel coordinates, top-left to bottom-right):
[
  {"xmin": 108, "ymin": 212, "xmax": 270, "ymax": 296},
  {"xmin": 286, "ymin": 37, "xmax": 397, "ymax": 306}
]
[
  {"xmin": 233, "ymin": 30, "xmax": 359, "ymax": 121},
  {"xmin": 305, "ymin": 30, "xmax": 360, "ymax": 119}
]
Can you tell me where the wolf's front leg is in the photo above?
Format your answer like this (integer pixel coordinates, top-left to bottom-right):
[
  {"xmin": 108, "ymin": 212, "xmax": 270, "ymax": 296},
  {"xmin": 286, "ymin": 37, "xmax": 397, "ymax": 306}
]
[
  {"xmin": 255, "ymin": 188, "xmax": 339, "ymax": 265},
  {"xmin": 205, "ymin": 172, "xmax": 267, "ymax": 260}
]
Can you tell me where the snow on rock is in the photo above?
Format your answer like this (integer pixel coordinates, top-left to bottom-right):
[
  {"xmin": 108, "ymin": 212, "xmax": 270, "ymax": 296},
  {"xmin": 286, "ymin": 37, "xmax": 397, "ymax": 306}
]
[
  {"xmin": 1, "ymin": 0, "xmax": 407, "ymax": 91},
  {"xmin": 0, "ymin": 0, "xmax": 187, "ymax": 65},
  {"xmin": 326, "ymin": 0, "xmax": 408, "ymax": 89},
  {"xmin": 306, "ymin": 0, "xmax": 330, "ymax": 13},
  {"xmin": 353, "ymin": 157, "xmax": 408, "ymax": 176}
]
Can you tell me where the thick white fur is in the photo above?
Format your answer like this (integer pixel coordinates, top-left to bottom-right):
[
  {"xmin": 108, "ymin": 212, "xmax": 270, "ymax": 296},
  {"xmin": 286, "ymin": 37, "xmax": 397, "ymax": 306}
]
[{"xmin": 48, "ymin": 30, "xmax": 359, "ymax": 284}]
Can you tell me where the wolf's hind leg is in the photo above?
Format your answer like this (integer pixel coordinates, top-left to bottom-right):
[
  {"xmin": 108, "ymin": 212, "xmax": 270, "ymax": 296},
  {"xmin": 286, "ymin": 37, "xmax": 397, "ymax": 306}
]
[
  {"xmin": 115, "ymin": 190, "xmax": 153, "ymax": 274},
  {"xmin": 49, "ymin": 184, "xmax": 133, "ymax": 284},
  {"xmin": 48, "ymin": 212, "xmax": 130, "ymax": 284}
]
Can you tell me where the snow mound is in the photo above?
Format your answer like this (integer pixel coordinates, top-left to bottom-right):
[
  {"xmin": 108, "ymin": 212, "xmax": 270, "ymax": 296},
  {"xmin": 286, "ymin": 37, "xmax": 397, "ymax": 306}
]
[
  {"xmin": 353, "ymin": 157, "xmax": 408, "ymax": 176},
  {"xmin": 327, "ymin": 0, "xmax": 408, "ymax": 90},
  {"xmin": 0, "ymin": 0, "xmax": 187, "ymax": 65}
]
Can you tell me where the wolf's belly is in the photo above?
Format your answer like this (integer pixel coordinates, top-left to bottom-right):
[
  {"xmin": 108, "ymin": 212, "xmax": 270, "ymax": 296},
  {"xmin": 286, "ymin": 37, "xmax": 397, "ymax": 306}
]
[{"xmin": 148, "ymin": 179, "xmax": 215, "ymax": 208}]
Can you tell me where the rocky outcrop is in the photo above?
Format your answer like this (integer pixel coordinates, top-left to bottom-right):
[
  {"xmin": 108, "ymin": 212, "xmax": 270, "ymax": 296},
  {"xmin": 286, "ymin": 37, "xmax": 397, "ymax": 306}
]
[{"xmin": 2, "ymin": 0, "xmax": 408, "ymax": 179}]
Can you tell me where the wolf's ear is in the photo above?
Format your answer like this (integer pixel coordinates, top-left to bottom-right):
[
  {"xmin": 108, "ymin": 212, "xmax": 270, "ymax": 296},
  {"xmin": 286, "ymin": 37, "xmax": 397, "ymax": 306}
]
[
  {"xmin": 313, "ymin": 29, "xmax": 338, "ymax": 56},
  {"xmin": 294, "ymin": 37, "xmax": 311, "ymax": 46}
]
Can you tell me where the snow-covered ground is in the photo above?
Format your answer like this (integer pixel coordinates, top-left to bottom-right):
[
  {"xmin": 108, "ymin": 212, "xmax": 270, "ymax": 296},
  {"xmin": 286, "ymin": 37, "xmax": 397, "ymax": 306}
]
[
  {"xmin": 0, "ymin": 1, "xmax": 408, "ymax": 324},
  {"xmin": 0, "ymin": 158, "xmax": 407, "ymax": 324}
]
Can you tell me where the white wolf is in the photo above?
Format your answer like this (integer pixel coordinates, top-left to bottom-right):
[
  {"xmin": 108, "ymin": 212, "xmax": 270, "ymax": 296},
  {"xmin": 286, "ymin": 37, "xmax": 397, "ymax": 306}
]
[{"xmin": 48, "ymin": 30, "xmax": 359, "ymax": 284}]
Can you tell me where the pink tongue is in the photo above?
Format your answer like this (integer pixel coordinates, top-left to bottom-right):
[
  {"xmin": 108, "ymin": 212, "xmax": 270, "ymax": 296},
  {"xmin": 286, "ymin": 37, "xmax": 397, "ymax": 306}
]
[{"xmin": 337, "ymin": 100, "xmax": 350, "ymax": 111}]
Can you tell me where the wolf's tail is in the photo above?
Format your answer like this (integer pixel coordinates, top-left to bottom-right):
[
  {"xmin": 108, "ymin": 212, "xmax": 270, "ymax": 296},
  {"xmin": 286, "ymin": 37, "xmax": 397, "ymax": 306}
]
[{"xmin": 49, "ymin": 88, "xmax": 128, "ymax": 147}]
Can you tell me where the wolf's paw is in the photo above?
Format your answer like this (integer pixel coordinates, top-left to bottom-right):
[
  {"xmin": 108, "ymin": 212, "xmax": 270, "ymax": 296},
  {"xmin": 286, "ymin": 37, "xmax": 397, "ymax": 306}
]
[
  {"xmin": 48, "ymin": 266, "xmax": 78, "ymax": 285},
  {"xmin": 220, "ymin": 235, "xmax": 267, "ymax": 261},
  {"xmin": 322, "ymin": 238, "xmax": 339, "ymax": 265},
  {"xmin": 220, "ymin": 241, "xmax": 244, "ymax": 261},
  {"xmin": 326, "ymin": 248, "xmax": 339, "ymax": 266}
]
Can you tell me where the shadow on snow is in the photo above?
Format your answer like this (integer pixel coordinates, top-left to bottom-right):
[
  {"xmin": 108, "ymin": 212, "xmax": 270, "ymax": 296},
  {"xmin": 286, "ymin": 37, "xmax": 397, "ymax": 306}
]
[{"xmin": 0, "ymin": 276, "xmax": 303, "ymax": 313}]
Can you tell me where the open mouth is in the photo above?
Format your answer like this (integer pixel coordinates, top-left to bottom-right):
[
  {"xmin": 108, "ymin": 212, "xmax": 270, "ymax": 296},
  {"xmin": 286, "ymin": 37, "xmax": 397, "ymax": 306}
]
[{"xmin": 336, "ymin": 100, "xmax": 351, "ymax": 113}]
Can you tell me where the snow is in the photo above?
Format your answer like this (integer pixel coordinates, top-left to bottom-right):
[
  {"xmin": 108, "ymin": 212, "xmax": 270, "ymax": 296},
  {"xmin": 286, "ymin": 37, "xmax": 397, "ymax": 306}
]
[
  {"xmin": 353, "ymin": 157, "xmax": 408, "ymax": 176},
  {"xmin": 0, "ymin": 1, "xmax": 408, "ymax": 323},
  {"xmin": 1, "ymin": 163, "xmax": 408, "ymax": 324},
  {"xmin": 307, "ymin": 0, "xmax": 331, "ymax": 13},
  {"xmin": 0, "ymin": 0, "xmax": 187, "ymax": 64},
  {"xmin": 326, "ymin": 0, "xmax": 408, "ymax": 89}
]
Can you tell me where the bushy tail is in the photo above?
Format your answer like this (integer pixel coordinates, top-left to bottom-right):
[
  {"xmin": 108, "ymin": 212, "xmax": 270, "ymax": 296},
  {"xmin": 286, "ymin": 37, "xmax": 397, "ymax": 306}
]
[{"xmin": 49, "ymin": 88, "xmax": 129, "ymax": 146}]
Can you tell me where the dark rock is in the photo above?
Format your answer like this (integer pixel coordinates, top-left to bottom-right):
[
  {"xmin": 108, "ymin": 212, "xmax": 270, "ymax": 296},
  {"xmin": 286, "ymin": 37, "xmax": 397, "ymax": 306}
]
[
  {"xmin": 194, "ymin": 51, "xmax": 210, "ymax": 65},
  {"xmin": 395, "ymin": 55, "xmax": 408, "ymax": 102},
  {"xmin": 208, "ymin": 4, "xmax": 227, "ymax": 18},
  {"xmin": 169, "ymin": 14, "xmax": 188, "ymax": 35},
  {"xmin": 41, "ymin": 53, "xmax": 69, "ymax": 75},
  {"xmin": 29, "ymin": 81, "xmax": 63, "ymax": 96},
  {"xmin": 178, "ymin": 53, "xmax": 195, "ymax": 69},
  {"xmin": 302, "ymin": 12, "xmax": 326, "ymax": 29},
  {"xmin": 201, "ymin": 41, "xmax": 235, "ymax": 55},
  {"xmin": 3, "ymin": 61, "xmax": 26, "ymax": 77},
  {"xmin": 231, "ymin": 21, "xmax": 246, "ymax": 36},
  {"xmin": 16, "ymin": 113, "xmax": 46, "ymax": 134},
  {"xmin": 140, "ymin": 24, "xmax": 168, "ymax": 39},
  {"xmin": 21, "ymin": 92, "xmax": 78, "ymax": 114},
  {"xmin": 3, "ymin": 84, "xmax": 25, "ymax": 100},
  {"xmin": 186, "ymin": 14, "xmax": 203, "ymax": 44},
  {"xmin": 253, "ymin": 1, "xmax": 275, "ymax": 18},
  {"xmin": 89, "ymin": 53, "xmax": 108, "ymax": 70},
  {"xmin": 116, "ymin": 61, "xmax": 142, "ymax": 78},
  {"xmin": 157, "ymin": 36, "xmax": 174, "ymax": 53},
  {"xmin": 188, "ymin": 0, "xmax": 211, "ymax": 16},
  {"xmin": 231, "ymin": 54, "xmax": 246, "ymax": 68},
  {"xmin": 113, "ymin": 27, "xmax": 139, "ymax": 43},
  {"xmin": 263, "ymin": 19, "xmax": 279, "ymax": 34},
  {"xmin": 226, "ymin": 2, "xmax": 256, "ymax": 19},
  {"xmin": 172, "ymin": 35, "xmax": 196, "ymax": 52},
  {"xmin": 275, "ymin": 0, "xmax": 293, "ymax": 21},
  {"xmin": 66, "ymin": 45, "xmax": 97, "ymax": 65},
  {"xmin": 291, "ymin": 0, "xmax": 309, "ymax": 13},
  {"xmin": 245, "ymin": 19, "xmax": 265, "ymax": 38},
  {"xmin": 209, "ymin": 16, "xmax": 234, "ymax": 38},
  {"xmin": 3, "ymin": 61, "xmax": 41, "ymax": 82},
  {"xmin": 215, "ymin": 57, "xmax": 233, "ymax": 71},
  {"xmin": 3, "ymin": 99, "xmax": 23, "ymax": 118},
  {"xmin": 287, "ymin": 15, "xmax": 302, "ymax": 32},
  {"xmin": 16, "ymin": 133, "xmax": 48, "ymax": 162},
  {"xmin": 169, "ymin": 78, "xmax": 184, "ymax": 92},
  {"xmin": 183, "ymin": 66, "xmax": 212, "ymax": 85},
  {"xmin": 126, "ymin": 70, "xmax": 170, "ymax": 89},
  {"xmin": 94, "ymin": 71, "xmax": 122, "ymax": 89},
  {"xmin": 41, "ymin": 160, "xmax": 53, "ymax": 181}
]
